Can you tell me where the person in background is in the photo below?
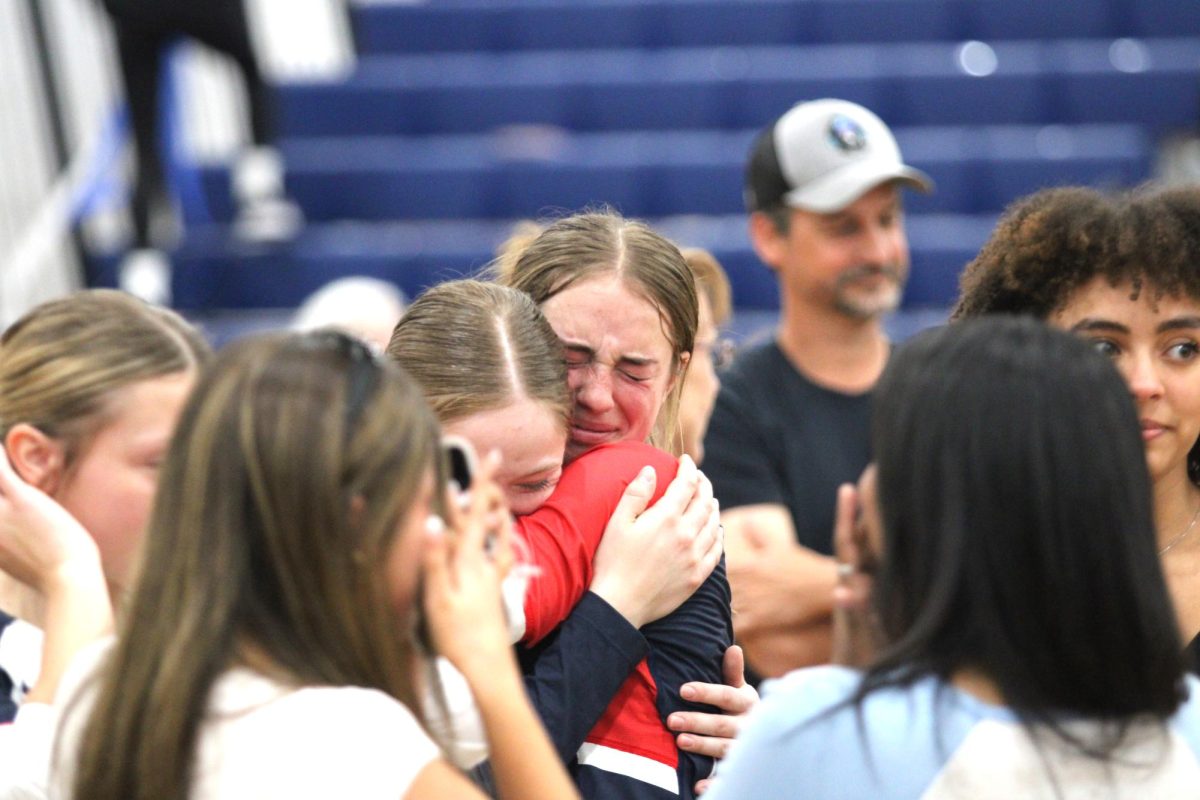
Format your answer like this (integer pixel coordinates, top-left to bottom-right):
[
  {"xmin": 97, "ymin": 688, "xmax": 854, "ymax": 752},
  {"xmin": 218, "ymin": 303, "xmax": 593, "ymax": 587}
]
[
  {"xmin": 292, "ymin": 276, "xmax": 408, "ymax": 352},
  {"xmin": 708, "ymin": 317, "xmax": 1200, "ymax": 798},
  {"xmin": 678, "ymin": 247, "xmax": 732, "ymax": 464},
  {"xmin": 953, "ymin": 184, "xmax": 1200, "ymax": 672},
  {"xmin": 102, "ymin": 0, "xmax": 303, "ymax": 305},
  {"xmin": 0, "ymin": 290, "xmax": 209, "ymax": 796},
  {"xmin": 701, "ymin": 99, "xmax": 932, "ymax": 679}
]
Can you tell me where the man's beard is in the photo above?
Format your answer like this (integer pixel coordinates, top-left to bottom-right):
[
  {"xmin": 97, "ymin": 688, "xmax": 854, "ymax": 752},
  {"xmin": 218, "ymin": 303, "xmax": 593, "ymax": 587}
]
[{"xmin": 832, "ymin": 264, "xmax": 907, "ymax": 320}]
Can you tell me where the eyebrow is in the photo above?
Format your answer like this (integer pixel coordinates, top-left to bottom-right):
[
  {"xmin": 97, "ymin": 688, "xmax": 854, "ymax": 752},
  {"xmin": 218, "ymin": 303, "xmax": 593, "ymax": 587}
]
[
  {"xmin": 1069, "ymin": 319, "xmax": 1129, "ymax": 335},
  {"xmin": 1158, "ymin": 317, "xmax": 1200, "ymax": 333},
  {"xmin": 819, "ymin": 198, "xmax": 902, "ymax": 225},
  {"xmin": 560, "ymin": 341, "xmax": 658, "ymax": 367}
]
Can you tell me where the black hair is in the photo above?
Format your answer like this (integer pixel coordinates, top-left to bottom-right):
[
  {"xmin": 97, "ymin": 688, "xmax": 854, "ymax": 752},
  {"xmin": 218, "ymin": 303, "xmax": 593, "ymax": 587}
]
[
  {"xmin": 859, "ymin": 316, "xmax": 1185, "ymax": 755},
  {"xmin": 743, "ymin": 122, "xmax": 792, "ymax": 232}
]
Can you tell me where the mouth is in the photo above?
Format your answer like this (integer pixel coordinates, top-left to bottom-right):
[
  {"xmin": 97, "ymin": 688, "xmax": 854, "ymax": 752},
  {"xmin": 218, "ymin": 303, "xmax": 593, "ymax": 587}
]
[
  {"xmin": 1141, "ymin": 420, "xmax": 1168, "ymax": 441},
  {"xmin": 571, "ymin": 423, "xmax": 620, "ymax": 446}
]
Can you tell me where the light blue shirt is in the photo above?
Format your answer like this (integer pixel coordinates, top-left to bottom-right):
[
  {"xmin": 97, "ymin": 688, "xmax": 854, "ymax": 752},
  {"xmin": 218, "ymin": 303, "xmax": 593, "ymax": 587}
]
[{"xmin": 706, "ymin": 666, "xmax": 1200, "ymax": 799}]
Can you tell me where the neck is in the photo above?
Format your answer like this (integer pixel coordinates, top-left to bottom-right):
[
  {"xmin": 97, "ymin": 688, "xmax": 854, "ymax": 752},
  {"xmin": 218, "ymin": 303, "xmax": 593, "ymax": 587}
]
[
  {"xmin": 776, "ymin": 297, "xmax": 889, "ymax": 393},
  {"xmin": 1153, "ymin": 469, "xmax": 1200, "ymax": 555},
  {"xmin": 951, "ymin": 667, "xmax": 1005, "ymax": 706}
]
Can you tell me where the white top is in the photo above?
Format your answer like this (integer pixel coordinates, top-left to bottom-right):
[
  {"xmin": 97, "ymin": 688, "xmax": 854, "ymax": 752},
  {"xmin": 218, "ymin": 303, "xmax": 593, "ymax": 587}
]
[
  {"xmin": 49, "ymin": 641, "xmax": 442, "ymax": 799},
  {"xmin": 0, "ymin": 615, "xmax": 43, "ymax": 708}
]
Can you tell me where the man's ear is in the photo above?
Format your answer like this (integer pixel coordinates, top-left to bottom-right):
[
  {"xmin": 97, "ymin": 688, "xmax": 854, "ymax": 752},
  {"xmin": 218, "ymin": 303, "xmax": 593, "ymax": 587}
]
[
  {"xmin": 748, "ymin": 211, "xmax": 787, "ymax": 273},
  {"xmin": 4, "ymin": 423, "xmax": 66, "ymax": 495}
]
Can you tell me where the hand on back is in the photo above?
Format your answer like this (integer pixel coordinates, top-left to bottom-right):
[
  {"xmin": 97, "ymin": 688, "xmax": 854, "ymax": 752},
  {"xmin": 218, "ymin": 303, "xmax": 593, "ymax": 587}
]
[{"xmin": 589, "ymin": 454, "xmax": 722, "ymax": 628}]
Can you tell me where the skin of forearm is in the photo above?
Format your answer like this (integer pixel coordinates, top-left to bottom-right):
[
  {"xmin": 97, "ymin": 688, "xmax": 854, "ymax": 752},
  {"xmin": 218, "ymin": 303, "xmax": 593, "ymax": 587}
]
[
  {"xmin": 738, "ymin": 620, "xmax": 833, "ymax": 679},
  {"xmin": 24, "ymin": 563, "xmax": 112, "ymax": 705},
  {"xmin": 728, "ymin": 547, "xmax": 837, "ymax": 636}
]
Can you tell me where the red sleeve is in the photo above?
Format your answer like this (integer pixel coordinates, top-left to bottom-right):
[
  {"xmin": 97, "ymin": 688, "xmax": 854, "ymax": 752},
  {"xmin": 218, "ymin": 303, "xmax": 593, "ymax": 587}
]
[{"xmin": 515, "ymin": 441, "xmax": 677, "ymax": 645}]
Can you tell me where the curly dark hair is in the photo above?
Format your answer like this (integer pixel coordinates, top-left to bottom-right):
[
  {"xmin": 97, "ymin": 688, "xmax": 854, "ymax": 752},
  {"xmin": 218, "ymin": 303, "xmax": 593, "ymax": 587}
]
[
  {"xmin": 952, "ymin": 184, "xmax": 1200, "ymax": 485},
  {"xmin": 952, "ymin": 185, "xmax": 1200, "ymax": 320}
]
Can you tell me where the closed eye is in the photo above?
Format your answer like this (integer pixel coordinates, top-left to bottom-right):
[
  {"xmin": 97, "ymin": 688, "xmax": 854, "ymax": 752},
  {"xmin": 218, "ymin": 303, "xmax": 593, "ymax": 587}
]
[{"xmin": 517, "ymin": 477, "xmax": 558, "ymax": 492}]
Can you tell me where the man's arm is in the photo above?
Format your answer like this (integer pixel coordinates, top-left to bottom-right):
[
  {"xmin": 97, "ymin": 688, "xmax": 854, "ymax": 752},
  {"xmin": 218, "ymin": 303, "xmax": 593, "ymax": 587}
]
[{"xmin": 722, "ymin": 504, "xmax": 836, "ymax": 677}]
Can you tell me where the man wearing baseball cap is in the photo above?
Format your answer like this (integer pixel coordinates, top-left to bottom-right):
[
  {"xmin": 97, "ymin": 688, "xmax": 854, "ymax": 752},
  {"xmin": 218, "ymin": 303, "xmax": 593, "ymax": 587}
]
[{"xmin": 702, "ymin": 99, "xmax": 932, "ymax": 679}]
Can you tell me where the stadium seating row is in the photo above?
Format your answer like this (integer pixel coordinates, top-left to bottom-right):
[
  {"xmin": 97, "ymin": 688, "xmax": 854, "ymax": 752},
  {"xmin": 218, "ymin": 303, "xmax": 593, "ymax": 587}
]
[
  {"xmin": 97, "ymin": 212, "xmax": 994, "ymax": 311},
  {"xmin": 280, "ymin": 39, "xmax": 1199, "ymax": 136},
  {"xmin": 195, "ymin": 123, "xmax": 1149, "ymax": 221},
  {"xmin": 351, "ymin": 0, "xmax": 1200, "ymax": 55}
]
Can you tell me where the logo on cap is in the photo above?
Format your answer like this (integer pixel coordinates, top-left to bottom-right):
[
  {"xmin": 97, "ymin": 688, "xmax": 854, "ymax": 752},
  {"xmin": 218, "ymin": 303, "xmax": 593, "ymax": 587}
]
[{"xmin": 827, "ymin": 114, "xmax": 867, "ymax": 152}]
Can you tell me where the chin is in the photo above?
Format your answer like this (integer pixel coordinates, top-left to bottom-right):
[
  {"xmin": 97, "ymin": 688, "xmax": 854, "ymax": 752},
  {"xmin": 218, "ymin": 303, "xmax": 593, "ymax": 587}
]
[{"xmin": 837, "ymin": 291, "xmax": 902, "ymax": 320}]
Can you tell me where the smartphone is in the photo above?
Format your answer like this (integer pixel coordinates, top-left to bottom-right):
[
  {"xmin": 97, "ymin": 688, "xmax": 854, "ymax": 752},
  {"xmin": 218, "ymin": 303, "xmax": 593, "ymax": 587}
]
[{"xmin": 442, "ymin": 435, "xmax": 477, "ymax": 494}]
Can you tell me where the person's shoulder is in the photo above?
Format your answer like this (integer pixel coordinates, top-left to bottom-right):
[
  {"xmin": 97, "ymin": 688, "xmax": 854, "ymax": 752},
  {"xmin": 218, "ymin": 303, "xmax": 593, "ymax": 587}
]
[
  {"xmin": 204, "ymin": 674, "xmax": 440, "ymax": 794},
  {"xmin": 572, "ymin": 441, "xmax": 678, "ymax": 476},
  {"xmin": 721, "ymin": 339, "xmax": 787, "ymax": 385},
  {"xmin": 250, "ymin": 677, "xmax": 425, "ymax": 734},
  {"xmin": 760, "ymin": 666, "xmax": 860, "ymax": 711},
  {"xmin": 736, "ymin": 665, "xmax": 862, "ymax": 739},
  {"xmin": 1171, "ymin": 674, "xmax": 1200, "ymax": 738}
]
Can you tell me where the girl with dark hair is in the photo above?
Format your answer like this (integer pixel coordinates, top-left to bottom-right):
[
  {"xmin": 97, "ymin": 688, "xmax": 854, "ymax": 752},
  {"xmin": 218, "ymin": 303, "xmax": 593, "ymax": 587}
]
[
  {"xmin": 953, "ymin": 185, "xmax": 1200, "ymax": 668},
  {"xmin": 49, "ymin": 332, "xmax": 579, "ymax": 800},
  {"xmin": 706, "ymin": 317, "xmax": 1200, "ymax": 798}
]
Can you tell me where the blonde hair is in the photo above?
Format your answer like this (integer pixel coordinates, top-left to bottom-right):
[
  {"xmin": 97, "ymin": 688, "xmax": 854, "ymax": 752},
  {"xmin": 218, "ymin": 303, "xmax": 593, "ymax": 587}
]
[
  {"xmin": 494, "ymin": 211, "xmax": 698, "ymax": 454},
  {"xmin": 681, "ymin": 247, "xmax": 732, "ymax": 326},
  {"xmin": 492, "ymin": 220, "xmax": 546, "ymax": 285},
  {"xmin": 388, "ymin": 280, "xmax": 570, "ymax": 428},
  {"xmin": 0, "ymin": 289, "xmax": 210, "ymax": 460},
  {"xmin": 70, "ymin": 331, "xmax": 442, "ymax": 800}
]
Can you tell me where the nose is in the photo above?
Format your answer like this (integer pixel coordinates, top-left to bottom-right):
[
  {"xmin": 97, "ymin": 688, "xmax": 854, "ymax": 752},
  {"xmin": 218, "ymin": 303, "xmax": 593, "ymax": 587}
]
[
  {"xmin": 1125, "ymin": 352, "xmax": 1164, "ymax": 402},
  {"xmin": 573, "ymin": 363, "xmax": 616, "ymax": 414}
]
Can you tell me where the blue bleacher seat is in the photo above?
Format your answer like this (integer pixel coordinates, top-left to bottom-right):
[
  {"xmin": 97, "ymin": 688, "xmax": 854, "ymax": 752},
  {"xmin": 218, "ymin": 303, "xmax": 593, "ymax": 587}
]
[{"xmin": 119, "ymin": 0, "xmax": 1199, "ymax": 317}]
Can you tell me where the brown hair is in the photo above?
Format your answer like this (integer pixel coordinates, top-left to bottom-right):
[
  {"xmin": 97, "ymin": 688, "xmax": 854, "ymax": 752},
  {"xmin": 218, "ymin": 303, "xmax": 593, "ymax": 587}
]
[
  {"xmin": 952, "ymin": 184, "xmax": 1200, "ymax": 485},
  {"xmin": 69, "ymin": 332, "xmax": 442, "ymax": 800},
  {"xmin": 387, "ymin": 280, "xmax": 570, "ymax": 428},
  {"xmin": 494, "ymin": 210, "xmax": 698, "ymax": 453},
  {"xmin": 0, "ymin": 289, "xmax": 210, "ymax": 460},
  {"xmin": 681, "ymin": 247, "xmax": 732, "ymax": 326}
]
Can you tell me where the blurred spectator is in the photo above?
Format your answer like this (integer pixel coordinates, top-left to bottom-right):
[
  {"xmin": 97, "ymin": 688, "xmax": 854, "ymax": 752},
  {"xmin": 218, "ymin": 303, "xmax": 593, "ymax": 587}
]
[
  {"xmin": 103, "ymin": 0, "xmax": 303, "ymax": 305},
  {"xmin": 702, "ymin": 99, "xmax": 931, "ymax": 679},
  {"xmin": 678, "ymin": 247, "xmax": 731, "ymax": 464},
  {"xmin": 292, "ymin": 276, "xmax": 407, "ymax": 351},
  {"xmin": 707, "ymin": 317, "xmax": 1200, "ymax": 799}
]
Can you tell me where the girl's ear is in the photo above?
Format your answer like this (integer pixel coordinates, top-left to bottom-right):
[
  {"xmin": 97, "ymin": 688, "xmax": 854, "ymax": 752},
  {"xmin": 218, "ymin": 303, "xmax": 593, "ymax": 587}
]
[{"xmin": 4, "ymin": 423, "xmax": 66, "ymax": 495}]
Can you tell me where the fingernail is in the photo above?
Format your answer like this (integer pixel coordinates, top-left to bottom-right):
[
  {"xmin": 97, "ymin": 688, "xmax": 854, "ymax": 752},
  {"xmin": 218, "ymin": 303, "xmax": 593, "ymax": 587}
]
[
  {"xmin": 681, "ymin": 684, "xmax": 696, "ymax": 700},
  {"xmin": 678, "ymin": 735, "xmax": 694, "ymax": 747},
  {"xmin": 667, "ymin": 713, "xmax": 681, "ymax": 729},
  {"xmin": 639, "ymin": 465, "xmax": 655, "ymax": 483}
]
